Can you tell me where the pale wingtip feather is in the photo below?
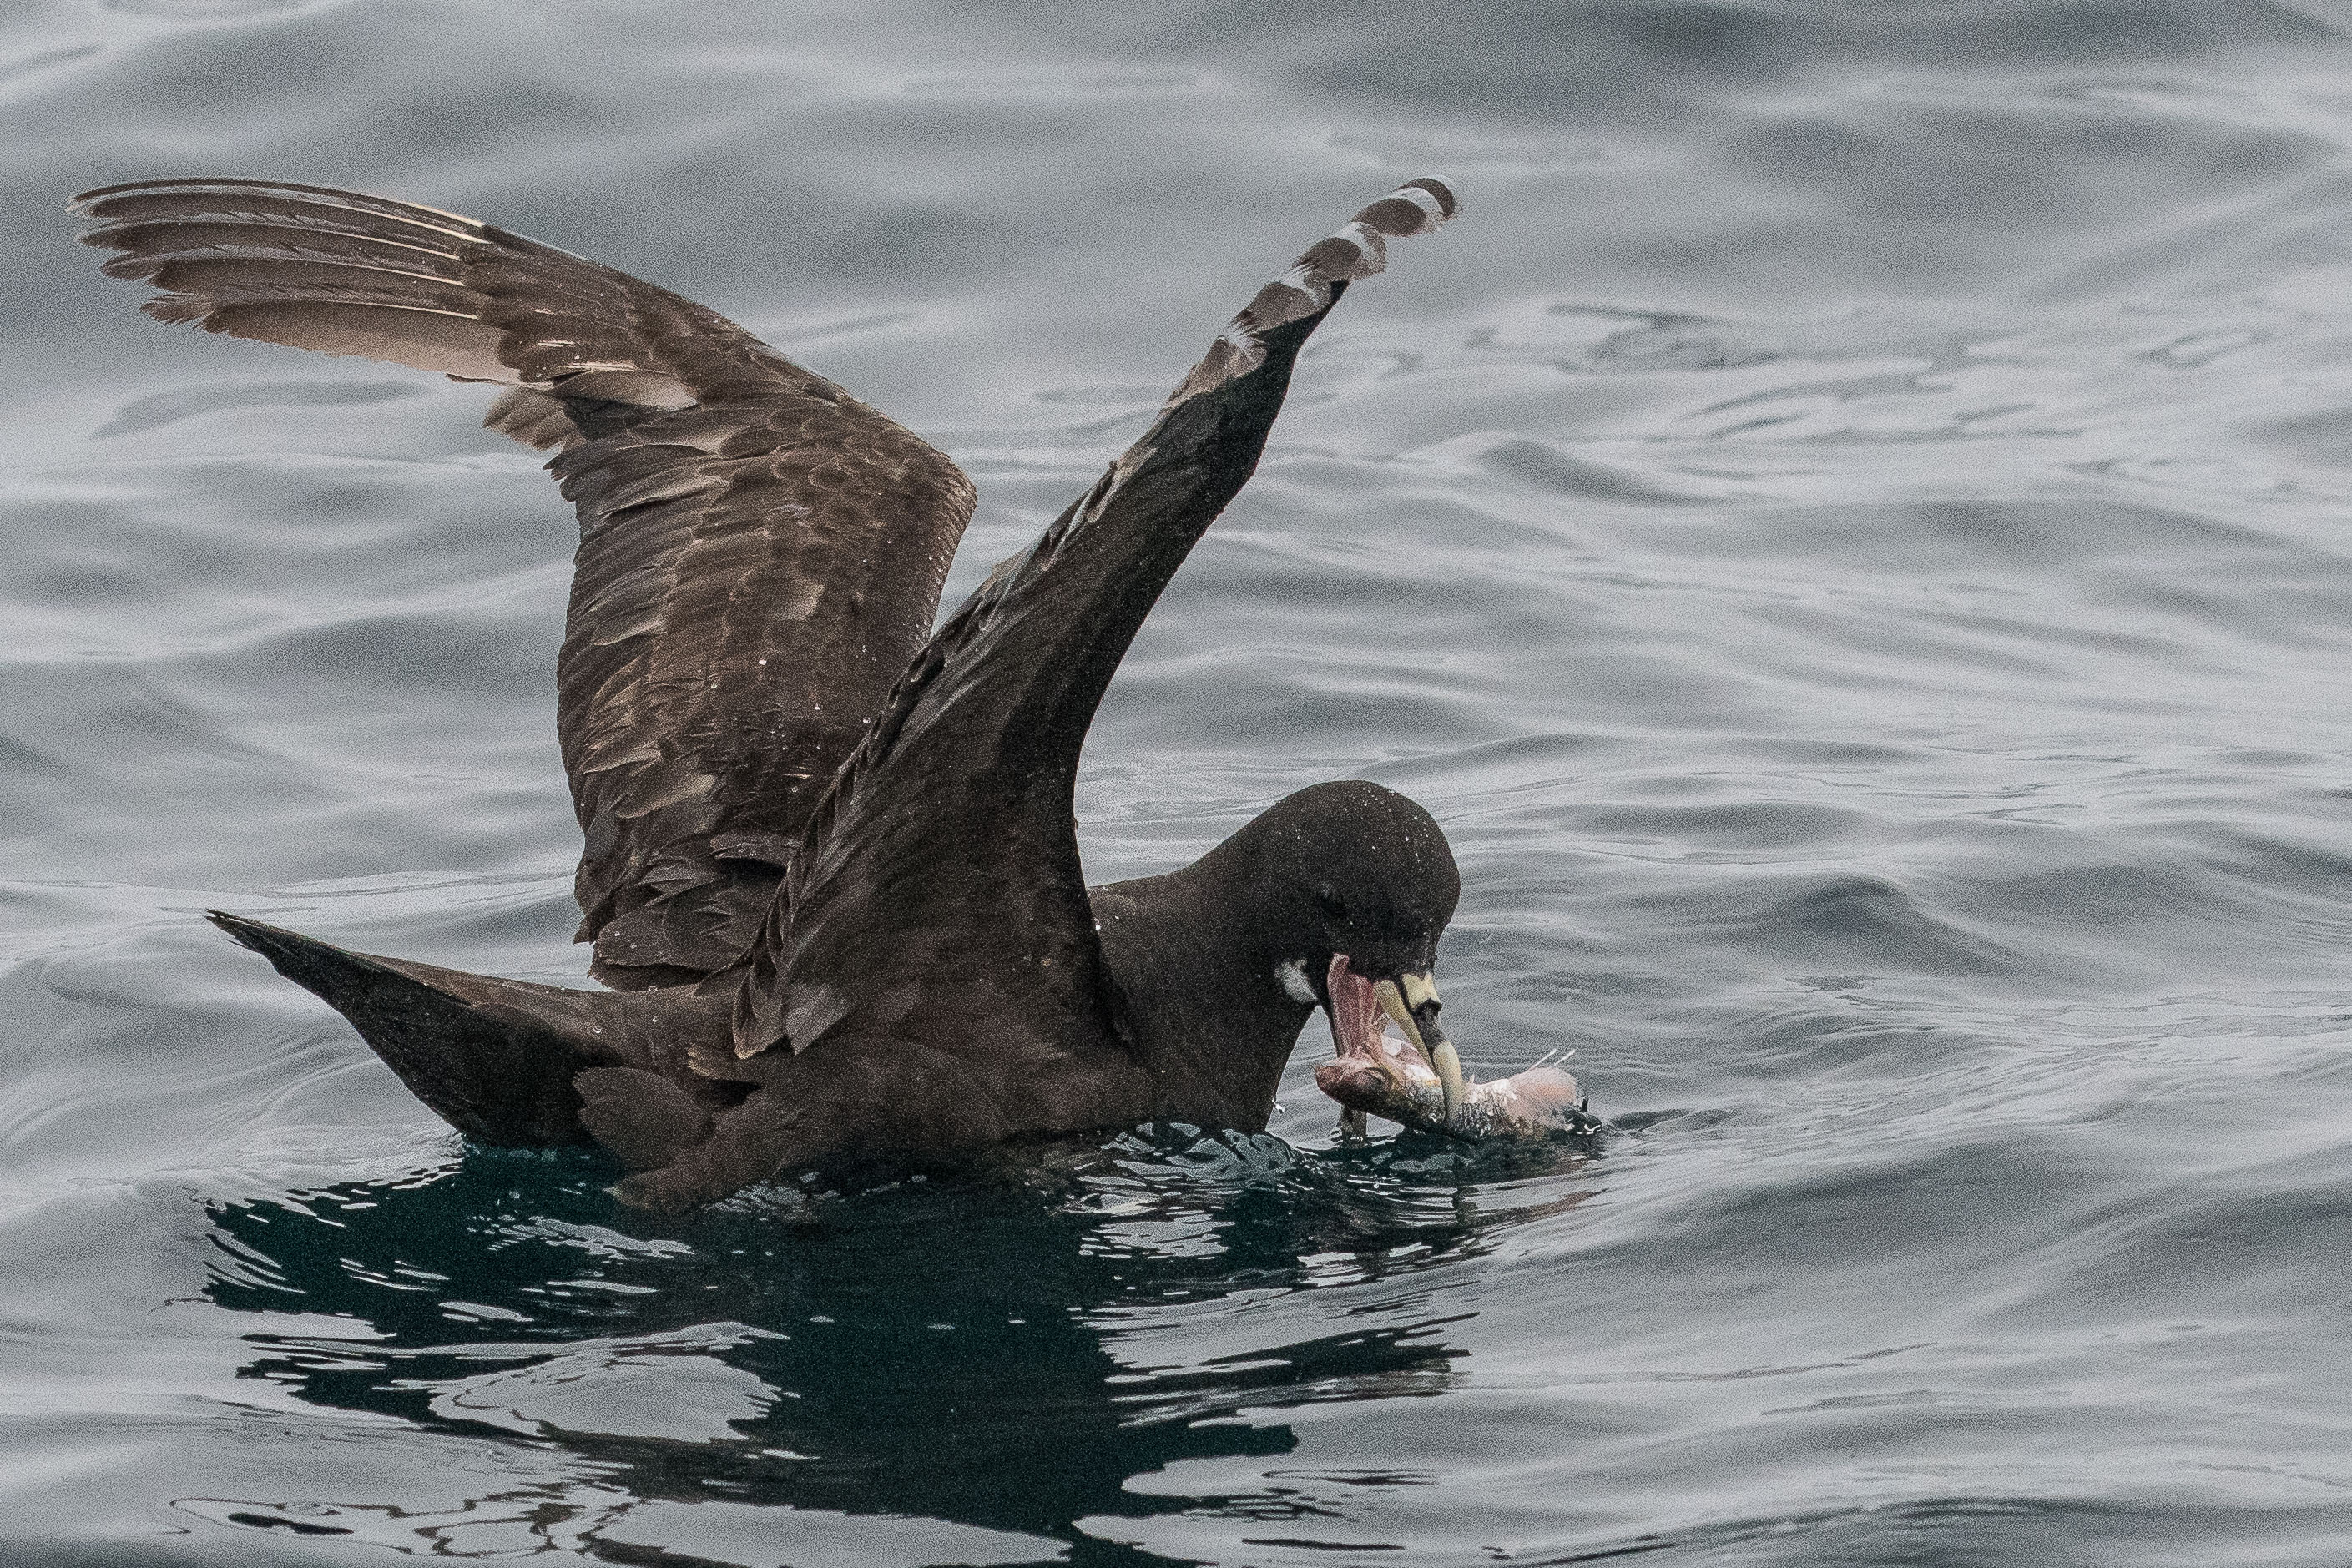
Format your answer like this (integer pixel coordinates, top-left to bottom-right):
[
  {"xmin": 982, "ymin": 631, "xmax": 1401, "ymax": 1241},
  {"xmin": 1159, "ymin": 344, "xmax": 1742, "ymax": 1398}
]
[
  {"xmin": 1164, "ymin": 174, "xmax": 1462, "ymax": 406},
  {"xmin": 70, "ymin": 176, "xmax": 491, "ymax": 237},
  {"xmin": 1353, "ymin": 176, "xmax": 1461, "ymax": 237}
]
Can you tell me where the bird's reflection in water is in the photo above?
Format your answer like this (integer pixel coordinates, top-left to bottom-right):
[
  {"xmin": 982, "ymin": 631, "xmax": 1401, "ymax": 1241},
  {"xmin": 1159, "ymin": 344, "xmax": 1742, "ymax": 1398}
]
[{"xmin": 195, "ymin": 1127, "xmax": 1595, "ymax": 1564}]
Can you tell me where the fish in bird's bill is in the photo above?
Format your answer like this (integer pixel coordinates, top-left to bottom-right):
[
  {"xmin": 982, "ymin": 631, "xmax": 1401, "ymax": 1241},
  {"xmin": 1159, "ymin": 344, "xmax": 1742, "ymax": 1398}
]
[{"xmin": 1315, "ymin": 955, "xmax": 1597, "ymax": 1140}]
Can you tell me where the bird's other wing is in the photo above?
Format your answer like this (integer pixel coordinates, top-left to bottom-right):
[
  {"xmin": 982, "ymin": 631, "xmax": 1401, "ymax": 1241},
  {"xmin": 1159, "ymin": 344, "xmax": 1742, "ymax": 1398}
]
[
  {"xmin": 74, "ymin": 179, "xmax": 977, "ymax": 986},
  {"xmin": 731, "ymin": 179, "xmax": 1460, "ymax": 1079}
]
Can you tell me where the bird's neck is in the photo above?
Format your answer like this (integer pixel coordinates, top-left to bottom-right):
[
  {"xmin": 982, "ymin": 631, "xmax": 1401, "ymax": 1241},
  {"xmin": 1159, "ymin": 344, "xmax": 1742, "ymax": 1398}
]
[{"xmin": 1087, "ymin": 864, "xmax": 1317, "ymax": 1132}]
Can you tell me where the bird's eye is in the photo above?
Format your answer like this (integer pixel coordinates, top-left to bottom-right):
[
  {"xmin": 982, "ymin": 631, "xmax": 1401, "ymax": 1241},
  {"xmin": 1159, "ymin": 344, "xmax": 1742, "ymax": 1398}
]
[{"xmin": 1315, "ymin": 887, "xmax": 1348, "ymax": 921}]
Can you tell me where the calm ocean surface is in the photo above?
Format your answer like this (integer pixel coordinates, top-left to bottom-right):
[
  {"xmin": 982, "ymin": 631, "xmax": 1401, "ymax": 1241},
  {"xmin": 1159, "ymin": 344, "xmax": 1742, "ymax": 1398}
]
[{"xmin": 8, "ymin": 2, "xmax": 2352, "ymax": 1563}]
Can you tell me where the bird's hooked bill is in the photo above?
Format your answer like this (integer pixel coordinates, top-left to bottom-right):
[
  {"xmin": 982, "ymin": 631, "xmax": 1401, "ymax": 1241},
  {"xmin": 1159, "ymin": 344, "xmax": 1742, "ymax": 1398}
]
[{"xmin": 1320, "ymin": 953, "xmax": 1467, "ymax": 1131}]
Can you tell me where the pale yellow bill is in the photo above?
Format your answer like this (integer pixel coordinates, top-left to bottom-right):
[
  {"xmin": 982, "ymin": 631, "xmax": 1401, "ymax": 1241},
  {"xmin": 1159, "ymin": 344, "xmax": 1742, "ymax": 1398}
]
[{"xmin": 1374, "ymin": 972, "xmax": 1466, "ymax": 1130}]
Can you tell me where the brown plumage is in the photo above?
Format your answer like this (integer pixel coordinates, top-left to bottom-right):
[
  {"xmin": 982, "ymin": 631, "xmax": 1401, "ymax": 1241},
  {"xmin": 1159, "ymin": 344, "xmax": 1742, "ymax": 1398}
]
[
  {"xmin": 76, "ymin": 174, "xmax": 1471, "ymax": 1210},
  {"xmin": 78, "ymin": 178, "xmax": 973, "ymax": 987}
]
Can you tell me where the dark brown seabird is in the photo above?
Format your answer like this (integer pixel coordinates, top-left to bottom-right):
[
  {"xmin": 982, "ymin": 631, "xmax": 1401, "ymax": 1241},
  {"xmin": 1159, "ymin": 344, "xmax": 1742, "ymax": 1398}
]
[{"xmin": 73, "ymin": 174, "xmax": 1484, "ymax": 1210}]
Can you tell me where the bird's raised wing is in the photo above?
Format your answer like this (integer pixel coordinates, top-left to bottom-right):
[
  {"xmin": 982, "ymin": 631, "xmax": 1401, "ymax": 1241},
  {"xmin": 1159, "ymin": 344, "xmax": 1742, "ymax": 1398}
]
[
  {"xmin": 732, "ymin": 179, "xmax": 1459, "ymax": 1068},
  {"xmin": 74, "ymin": 179, "xmax": 976, "ymax": 986}
]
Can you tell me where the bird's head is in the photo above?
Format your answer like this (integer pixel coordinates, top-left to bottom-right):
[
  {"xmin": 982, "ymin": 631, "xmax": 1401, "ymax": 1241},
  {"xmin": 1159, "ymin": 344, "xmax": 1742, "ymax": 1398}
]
[{"xmin": 1237, "ymin": 780, "xmax": 1469, "ymax": 1127}]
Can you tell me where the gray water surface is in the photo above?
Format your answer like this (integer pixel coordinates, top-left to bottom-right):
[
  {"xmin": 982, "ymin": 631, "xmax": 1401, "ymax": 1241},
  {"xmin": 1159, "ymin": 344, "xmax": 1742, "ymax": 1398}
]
[{"xmin": 7, "ymin": 3, "xmax": 2352, "ymax": 1564}]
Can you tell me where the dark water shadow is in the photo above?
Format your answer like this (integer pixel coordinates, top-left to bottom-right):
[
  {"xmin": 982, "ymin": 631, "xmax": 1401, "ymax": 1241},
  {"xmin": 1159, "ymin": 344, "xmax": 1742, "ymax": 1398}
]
[{"xmin": 198, "ymin": 1127, "xmax": 1597, "ymax": 1565}]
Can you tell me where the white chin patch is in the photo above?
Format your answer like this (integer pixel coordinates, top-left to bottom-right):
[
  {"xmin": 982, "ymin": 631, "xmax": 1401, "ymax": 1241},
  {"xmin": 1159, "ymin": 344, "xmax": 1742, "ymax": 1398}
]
[{"xmin": 1274, "ymin": 958, "xmax": 1318, "ymax": 1005}]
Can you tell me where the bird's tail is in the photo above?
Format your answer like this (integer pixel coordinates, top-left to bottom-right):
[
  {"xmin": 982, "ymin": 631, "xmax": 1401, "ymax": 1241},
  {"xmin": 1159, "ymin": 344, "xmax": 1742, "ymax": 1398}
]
[{"xmin": 210, "ymin": 911, "xmax": 616, "ymax": 1147}]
